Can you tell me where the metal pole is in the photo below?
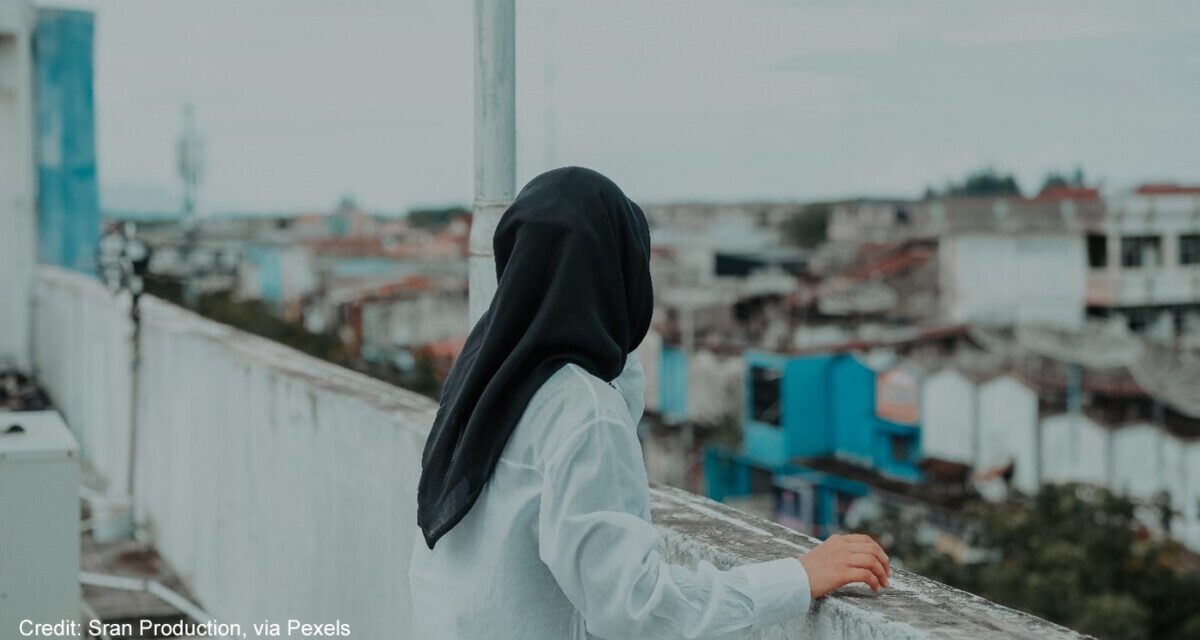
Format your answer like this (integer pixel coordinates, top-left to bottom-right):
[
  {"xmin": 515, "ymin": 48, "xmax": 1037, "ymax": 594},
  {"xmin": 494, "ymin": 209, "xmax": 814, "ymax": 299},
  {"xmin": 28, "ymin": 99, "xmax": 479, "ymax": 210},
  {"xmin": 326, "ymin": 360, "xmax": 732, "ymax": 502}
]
[
  {"xmin": 178, "ymin": 103, "xmax": 204, "ymax": 308},
  {"xmin": 469, "ymin": 0, "xmax": 516, "ymax": 324}
]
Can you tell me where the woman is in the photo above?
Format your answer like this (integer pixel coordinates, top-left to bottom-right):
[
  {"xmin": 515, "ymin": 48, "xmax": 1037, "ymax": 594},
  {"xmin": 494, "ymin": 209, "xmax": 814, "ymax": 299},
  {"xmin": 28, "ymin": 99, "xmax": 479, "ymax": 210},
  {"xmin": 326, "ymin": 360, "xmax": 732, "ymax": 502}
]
[{"xmin": 411, "ymin": 167, "xmax": 889, "ymax": 639}]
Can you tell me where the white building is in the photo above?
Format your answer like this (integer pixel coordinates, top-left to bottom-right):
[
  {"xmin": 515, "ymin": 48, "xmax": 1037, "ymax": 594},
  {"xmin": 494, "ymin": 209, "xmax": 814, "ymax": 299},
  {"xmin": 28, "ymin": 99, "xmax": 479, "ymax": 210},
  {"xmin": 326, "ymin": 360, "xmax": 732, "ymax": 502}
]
[
  {"xmin": 1185, "ymin": 441, "xmax": 1200, "ymax": 551},
  {"xmin": 686, "ymin": 349, "xmax": 744, "ymax": 425},
  {"xmin": 919, "ymin": 369, "xmax": 977, "ymax": 466},
  {"xmin": 1083, "ymin": 186, "xmax": 1200, "ymax": 330},
  {"xmin": 827, "ymin": 200, "xmax": 919, "ymax": 245},
  {"xmin": 1039, "ymin": 414, "xmax": 1111, "ymax": 488},
  {"xmin": 1109, "ymin": 425, "xmax": 1190, "ymax": 533},
  {"xmin": 359, "ymin": 288, "xmax": 468, "ymax": 356},
  {"xmin": 0, "ymin": 0, "xmax": 36, "ymax": 368},
  {"xmin": 939, "ymin": 232, "xmax": 1085, "ymax": 330},
  {"xmin": 976, "ymin": 375, "xmax": 1040, "ymax": 494}
]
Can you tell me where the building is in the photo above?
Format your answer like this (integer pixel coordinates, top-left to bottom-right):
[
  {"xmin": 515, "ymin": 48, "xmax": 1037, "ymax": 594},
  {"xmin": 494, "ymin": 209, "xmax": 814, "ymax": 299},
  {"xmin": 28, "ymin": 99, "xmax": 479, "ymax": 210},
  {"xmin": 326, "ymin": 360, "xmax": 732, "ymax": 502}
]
[
  {"xmin": 824, "ymin": 198, "xmax": 1090, "ymax": 330},
  {"xmin": 705, "ymin": 350, "xmax": 923, "ymax": 536},
  {"xmin": 0, "ymin": 0, "xmax": 37, "ymax": 368},
  {"xmin": 1, "ymin": 2, "xmax": 99, "ymax": 369},
  {"xmin": 829, "ymin": 189, "xmax": 1200, "ymax": 334},
  {"xmin": 321, "ymin": 275, "xmax": 469, "ymax": 365},
  {"xmin": 1083, "ymin": 185, "xmax": 1200, "ymax": 331}
]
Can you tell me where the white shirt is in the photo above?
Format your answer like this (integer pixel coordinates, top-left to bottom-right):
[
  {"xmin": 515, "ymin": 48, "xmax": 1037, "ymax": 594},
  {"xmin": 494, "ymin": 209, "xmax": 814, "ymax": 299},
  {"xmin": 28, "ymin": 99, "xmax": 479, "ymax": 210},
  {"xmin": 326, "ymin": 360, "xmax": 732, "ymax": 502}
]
[{"xmin": 409, "ymin": 355, "xmax": 811, "ymax": 639}]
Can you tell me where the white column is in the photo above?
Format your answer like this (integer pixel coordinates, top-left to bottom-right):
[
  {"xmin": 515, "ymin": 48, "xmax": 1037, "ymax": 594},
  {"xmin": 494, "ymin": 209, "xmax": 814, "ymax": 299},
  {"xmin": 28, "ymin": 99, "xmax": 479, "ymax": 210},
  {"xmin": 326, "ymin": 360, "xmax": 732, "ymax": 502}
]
[
  {"xmin": 0, "ymin": 0, "xmax": 36, "ymax": 369},
  {"xmin": 469, "ymin": 0, "xmax": 516, "ymax": 324}
]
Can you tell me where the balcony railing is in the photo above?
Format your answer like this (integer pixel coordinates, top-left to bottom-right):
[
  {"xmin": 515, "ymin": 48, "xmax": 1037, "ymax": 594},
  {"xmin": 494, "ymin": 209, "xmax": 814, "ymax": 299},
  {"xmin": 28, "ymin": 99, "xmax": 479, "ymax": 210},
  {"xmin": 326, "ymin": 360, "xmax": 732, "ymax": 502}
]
[{"xmin": 32, "ymin": 266, "xmax": 1085, "ymax": 639}]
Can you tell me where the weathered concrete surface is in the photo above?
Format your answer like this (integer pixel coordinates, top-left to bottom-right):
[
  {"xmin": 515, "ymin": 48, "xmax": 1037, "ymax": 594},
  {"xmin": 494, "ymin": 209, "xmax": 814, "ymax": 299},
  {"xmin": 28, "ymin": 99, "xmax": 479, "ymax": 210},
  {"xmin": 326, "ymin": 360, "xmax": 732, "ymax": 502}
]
[{"xmin": 652, "ymin": 485, "xmax": 1089, "ymax": 639}]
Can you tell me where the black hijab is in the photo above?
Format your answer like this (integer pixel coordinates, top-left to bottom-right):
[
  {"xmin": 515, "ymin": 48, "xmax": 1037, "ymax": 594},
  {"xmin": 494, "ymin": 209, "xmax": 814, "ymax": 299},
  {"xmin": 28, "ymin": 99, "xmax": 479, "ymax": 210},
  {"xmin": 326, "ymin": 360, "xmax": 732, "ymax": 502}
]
[{"xmin": 417, "ymin": 167, "xmax": 654, "ymax": 548}]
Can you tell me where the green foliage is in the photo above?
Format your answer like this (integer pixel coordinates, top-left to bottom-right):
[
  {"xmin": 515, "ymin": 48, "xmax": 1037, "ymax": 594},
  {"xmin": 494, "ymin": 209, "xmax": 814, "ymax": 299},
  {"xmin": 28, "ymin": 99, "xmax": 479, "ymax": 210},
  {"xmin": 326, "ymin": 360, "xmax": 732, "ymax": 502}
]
[
  {"xmin": 853, "ymin": 485, "xmax": 1200, "ymax": 639},
  {"xmin": 928, "ymin": 167, "xmax": 1023, "ymax": 198},
  {"xmin": 1073, "ymin": 595, "xmax": 1150, "ymax": 640},
  {"xmin": 782, "ymin": 203, "xmax": 831, "ymax": 248},
  {"xmin": 195, "ymin": 294, "xmax": 352, "ymax": 367},
  {"xmin": 1040, "ymin": 166, "xmax": 1088, "ymax": 193},
  {"xmin": 403, "ymin": 352, "xmax": 443, "ymax": 398},
  {"xmin": 143, "ymin": 275, "xmax": 449, "ymax": 398},
  {"xmin": 406, "ymin": 206, "xmax": 469, "ymax": 232},
  {"xmin": 711, "ymin": 413, "xmax": 743, "ymax": 449}
]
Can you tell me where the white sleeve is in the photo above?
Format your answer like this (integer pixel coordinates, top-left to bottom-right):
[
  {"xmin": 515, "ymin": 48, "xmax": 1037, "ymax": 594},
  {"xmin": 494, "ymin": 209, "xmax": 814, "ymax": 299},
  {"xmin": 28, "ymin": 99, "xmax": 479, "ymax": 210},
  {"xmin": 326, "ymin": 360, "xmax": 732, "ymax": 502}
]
[{"xmin": 538, "ymin": 417, "xmax": 811, "ymax": 640}]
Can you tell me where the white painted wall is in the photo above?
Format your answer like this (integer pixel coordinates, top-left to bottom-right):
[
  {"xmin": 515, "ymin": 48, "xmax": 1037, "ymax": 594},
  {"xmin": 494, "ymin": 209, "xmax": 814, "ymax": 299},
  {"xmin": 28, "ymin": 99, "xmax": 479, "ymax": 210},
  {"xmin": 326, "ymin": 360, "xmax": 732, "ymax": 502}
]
[
  {"xmin": 33, "ymin": 268, "xmax": 135, "ymax": 495},
  {"xmin": 1111, "ymin": 424, "xmax": 1166, "ymax": 501},
  {"xmin": 976, "ymin": 376, "xmax": 1040, "ymax": 494},
  {"xmin": 1111, "ymin": 424, "xmax": 1197, "ymax": 539},
  {"xmin": 687, "ymin": 349, "xmax": 743, "ymax": 424},
  {"xmin": 1162, "ymin": 432, "xmax": 1188, "ymax": 516},
  {"xmin": 940, "ymin": 233, "xmax": 1085, "ymax": 329},
  {"xmin": 1040, "ymin": 413, "xmax": 1111, "ymax": 488},
  {"xmin": 35, "ymin": 268, "xmax": 438, "ymax": 636},
  {"xmin": 361, "ymin": 292, "xmax": 468, "ymax": 352},
  {"xmin": 637, "ymin": 328, "xmax": 662, "ymax": 413},
  {"xmin": 1085, "ymin": 191, "xmax": 1200, "ymax": 308},
  {"xmin": 133, "ymin": 297, "xmax": 436, "ymax": 635},
  {"xmin": 920, "ymin": 370, "xmax": 976, "ymax": 466},
  {"xmin": 0, "ymin": 0, "xmax": 36, "ymax": 369},
  {"xmin": 1184, "ymin": 440, "xmax": 1200, "ymax": 553}
]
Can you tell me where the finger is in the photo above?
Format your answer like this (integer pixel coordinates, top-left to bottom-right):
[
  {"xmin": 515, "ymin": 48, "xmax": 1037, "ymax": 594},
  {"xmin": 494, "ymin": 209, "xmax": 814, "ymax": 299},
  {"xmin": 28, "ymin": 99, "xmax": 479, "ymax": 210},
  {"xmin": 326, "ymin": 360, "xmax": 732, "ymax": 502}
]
[
  {"xmin": 849, "ymin": 567, "xmax": 881, "ymax": 592},
  {"xmin": 848, "ymin": 553, "xmax": 889, "ymax": 588},
  {"xmin": 848, "ymin": 541, "xmax": 891, "ymax": 575}
]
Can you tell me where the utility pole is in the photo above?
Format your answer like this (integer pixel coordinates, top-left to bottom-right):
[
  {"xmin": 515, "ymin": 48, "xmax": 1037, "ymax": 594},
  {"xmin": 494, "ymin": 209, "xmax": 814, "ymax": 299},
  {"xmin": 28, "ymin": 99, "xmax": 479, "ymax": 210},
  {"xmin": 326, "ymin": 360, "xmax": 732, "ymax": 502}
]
[
  {"xmin": 177, "ymin": 103, "xmax": 204, "ymax": 308},
  {"xmin": 468, "ymin": 0, "xmax": 516, "ymax": 324}
]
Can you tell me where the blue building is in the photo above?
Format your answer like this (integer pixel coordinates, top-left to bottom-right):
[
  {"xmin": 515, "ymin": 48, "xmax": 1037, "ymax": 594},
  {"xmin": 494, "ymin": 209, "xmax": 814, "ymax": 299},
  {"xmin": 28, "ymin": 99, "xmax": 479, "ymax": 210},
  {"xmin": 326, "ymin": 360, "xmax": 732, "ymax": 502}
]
[
  {"xmin": 706, "ymin": 350, "xmax": 922, "ymax": 537},
  {"xmin": 658, "ymin": 346, "xmax": 688, "ymax": 423},
  {"xmin": 34, "ymin": 9, "xmax": 100, "ymax": 273}
]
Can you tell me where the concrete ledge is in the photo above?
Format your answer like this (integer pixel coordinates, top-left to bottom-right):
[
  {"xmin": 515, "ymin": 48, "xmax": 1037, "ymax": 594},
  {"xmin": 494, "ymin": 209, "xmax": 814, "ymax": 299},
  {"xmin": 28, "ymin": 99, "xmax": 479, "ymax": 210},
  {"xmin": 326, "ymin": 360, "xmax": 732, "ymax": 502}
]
[{"xmin": 651, "ymin": 485, "xmax": 1087, "ymax": 639}]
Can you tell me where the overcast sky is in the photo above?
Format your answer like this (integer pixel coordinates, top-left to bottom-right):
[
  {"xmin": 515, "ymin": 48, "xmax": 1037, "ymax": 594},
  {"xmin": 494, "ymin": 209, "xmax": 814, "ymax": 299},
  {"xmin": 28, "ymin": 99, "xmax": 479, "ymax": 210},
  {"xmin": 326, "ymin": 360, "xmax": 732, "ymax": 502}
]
[{"xmin": 58, "ymin": 0, "xmax": 1200, "ymax": 213}]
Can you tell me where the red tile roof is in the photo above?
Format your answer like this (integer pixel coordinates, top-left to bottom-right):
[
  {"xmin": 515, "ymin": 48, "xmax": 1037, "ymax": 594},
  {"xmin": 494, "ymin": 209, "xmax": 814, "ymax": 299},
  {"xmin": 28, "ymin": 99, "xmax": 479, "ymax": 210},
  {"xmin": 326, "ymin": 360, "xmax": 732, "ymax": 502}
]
[
  {"xmin": 1034, "ymin": 186, "xmax": 1100, "ymax": 201},
  {"xmin": 1136, "ymin": 183, "xmax": 1200, "ymax": 195}
]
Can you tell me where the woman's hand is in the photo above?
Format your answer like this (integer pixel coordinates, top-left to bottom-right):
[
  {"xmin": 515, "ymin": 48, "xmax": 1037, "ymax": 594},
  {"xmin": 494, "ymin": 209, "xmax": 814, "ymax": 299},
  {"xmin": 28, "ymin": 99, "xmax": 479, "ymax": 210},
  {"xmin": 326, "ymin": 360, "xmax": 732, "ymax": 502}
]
[{"xmin": 798, "ymin": 534, "xmax": 890, "ymax": 598}]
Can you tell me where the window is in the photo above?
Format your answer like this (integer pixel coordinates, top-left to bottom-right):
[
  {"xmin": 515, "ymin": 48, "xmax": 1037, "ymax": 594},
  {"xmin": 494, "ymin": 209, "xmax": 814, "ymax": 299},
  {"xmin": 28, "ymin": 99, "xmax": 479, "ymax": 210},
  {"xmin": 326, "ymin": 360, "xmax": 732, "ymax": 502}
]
[
  {"xmin": 1180, "ymin": 234, "xmax": 1200, "ymax": 266},
  {"xmin": 749, "ymin": 365, "xmax": 782, "ymax": 427},
  {"xmin": 1120, "ymin": 236, "xmax": 1163, "ymax": 268},
  {"xmin": 890, "ymin": 434, "xmax": 913, "ymax": 463},
  {"xmin": 1086, "ymin": 234, "xmax": 1108, "ymax": 268},
  {"xmin": 773, "ymin": 485, "xmax": 816, "ymax": 533}
]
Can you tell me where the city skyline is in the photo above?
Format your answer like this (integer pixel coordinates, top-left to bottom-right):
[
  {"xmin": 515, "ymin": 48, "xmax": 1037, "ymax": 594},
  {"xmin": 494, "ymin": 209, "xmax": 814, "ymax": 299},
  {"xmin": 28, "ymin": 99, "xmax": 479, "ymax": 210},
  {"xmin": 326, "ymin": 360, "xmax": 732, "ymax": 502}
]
[{"xmin": 69, "ymin": 0, "xmax": 1200, "ymax": 213}]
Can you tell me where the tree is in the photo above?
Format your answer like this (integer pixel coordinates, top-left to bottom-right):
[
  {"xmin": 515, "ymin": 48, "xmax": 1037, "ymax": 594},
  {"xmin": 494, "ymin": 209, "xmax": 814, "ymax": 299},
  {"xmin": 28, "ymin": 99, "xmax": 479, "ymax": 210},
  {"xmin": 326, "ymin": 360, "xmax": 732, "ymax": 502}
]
[
  {"xmin": 782, "ymin": 203, "xmax": 831, "ymax": 248},
  {"xmin": 404, "ymin": 352, "xmax": 443, "ymax": 398},
  {"xmin": 946, "ymin": 168, "xmax": 1022, "ymax": 197},
  {"xmin": 925, "ymin": 167, "xmax": 1023, "ymax": 199},
  {"xmin": 852, "ymin": 485, "xmax": 1200, "ymax": 639},
  {"xmin": 1040, "ymin": 166, "xmax": 1088, "ymax": 193},
  {"xmin": 407, "ymin": 206, "xmax": 469, "ymax": 232}
]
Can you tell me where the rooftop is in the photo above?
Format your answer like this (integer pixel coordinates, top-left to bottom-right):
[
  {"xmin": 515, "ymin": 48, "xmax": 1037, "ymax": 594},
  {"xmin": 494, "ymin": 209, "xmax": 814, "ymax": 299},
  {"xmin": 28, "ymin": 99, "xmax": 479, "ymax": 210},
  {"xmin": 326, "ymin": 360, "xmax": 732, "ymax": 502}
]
[{"xmin": 19, "ymin": 266, "xmax": 1087, "ymax": 638}]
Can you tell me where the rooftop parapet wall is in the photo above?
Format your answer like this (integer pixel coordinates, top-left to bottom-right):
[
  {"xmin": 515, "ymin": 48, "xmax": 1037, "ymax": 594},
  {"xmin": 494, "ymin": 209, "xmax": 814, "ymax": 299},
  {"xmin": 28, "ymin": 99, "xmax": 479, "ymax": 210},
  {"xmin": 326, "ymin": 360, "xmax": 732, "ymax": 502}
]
[
  {"xmin": 653, "ymin": 485, "xmax": 1086, "ymax": 639},
  {"xmin": 32, "ymin": 265, "xmax": 1086, "ymax": 638}
]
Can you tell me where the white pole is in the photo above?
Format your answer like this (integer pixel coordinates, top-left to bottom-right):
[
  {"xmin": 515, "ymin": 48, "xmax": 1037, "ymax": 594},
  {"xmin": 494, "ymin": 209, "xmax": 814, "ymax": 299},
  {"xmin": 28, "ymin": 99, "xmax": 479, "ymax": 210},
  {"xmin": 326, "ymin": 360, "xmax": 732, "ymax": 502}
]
[
  {"xmin": 0, "ymin": 0, "xmax": 37, "ymax": 370},
  {"xmin": 469, "ymin": 0, "xmax": 516, "ymax": 324}
]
